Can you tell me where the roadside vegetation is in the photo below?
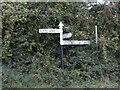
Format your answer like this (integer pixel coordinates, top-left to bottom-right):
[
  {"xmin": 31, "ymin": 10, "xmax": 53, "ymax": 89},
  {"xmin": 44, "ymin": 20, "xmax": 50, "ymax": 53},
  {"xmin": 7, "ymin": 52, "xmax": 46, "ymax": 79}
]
[{"xmin": 2, "ymin": 2, "xmax": 120, "ymax": 88}]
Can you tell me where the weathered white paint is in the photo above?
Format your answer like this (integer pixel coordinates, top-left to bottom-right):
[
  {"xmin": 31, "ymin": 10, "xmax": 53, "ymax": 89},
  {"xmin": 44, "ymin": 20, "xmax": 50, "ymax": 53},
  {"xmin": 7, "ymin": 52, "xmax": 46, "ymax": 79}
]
[
  {"xmin": 63, "ymin": 33, "xmax": 72, "ymax": 39},
  {"xmin": 39, "ymin": 29, "xmax": 61, "ymax": 33},
  {"xmin": 39, "ymin": 22, "xmax": 91, "ymax": 46},
  {"xmin": 95, "ymin": 25, "xmax": 98, "ymax": 44},
  {"xmin": 59, "ymin": 22, "xmax": 64, "ymax": 45},
  {"xmin": 63, "ymin": 40, "xmax": 90, "ymax": 45}
]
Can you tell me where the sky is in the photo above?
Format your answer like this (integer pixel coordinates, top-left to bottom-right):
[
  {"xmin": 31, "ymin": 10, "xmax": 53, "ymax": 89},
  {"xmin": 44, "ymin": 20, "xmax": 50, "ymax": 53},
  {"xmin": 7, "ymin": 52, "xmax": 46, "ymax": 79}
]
[
  {"xmin": 98, "ymin": 0, "xmax": 103, "ymax": 3},
  {"xmin": 83, "ymin": 0, "xmax": 104, "ymax": 3}
]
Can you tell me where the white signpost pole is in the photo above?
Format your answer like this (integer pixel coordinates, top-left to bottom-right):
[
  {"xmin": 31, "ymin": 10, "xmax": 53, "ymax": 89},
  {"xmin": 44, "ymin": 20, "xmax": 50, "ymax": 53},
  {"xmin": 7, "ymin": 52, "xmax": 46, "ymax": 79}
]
[
  {"xmin": 95, "ymin": 25, "xmax": 98, "ymax": 44},
  {"xmin": 59, "ymin": 22, "xmax": 64, "ymax": 69},
  {"xmin": 95, "ymin": 25, "xmax": 98, "ymax": 62}
]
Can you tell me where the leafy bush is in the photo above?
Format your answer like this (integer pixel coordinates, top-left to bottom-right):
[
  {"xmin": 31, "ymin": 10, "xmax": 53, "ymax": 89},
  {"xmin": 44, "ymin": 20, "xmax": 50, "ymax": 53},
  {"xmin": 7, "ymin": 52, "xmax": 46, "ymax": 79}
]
[{"xmin": 2, "ymin": 2, "xmax": 119, "ymax": 88}]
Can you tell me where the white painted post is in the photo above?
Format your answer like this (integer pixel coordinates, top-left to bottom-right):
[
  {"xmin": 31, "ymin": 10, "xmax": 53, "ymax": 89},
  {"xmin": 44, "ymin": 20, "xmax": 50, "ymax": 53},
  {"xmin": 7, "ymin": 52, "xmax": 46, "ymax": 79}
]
[
  {"xmin": 58, "ymin": 22, "xmax": 64, "ymax": 69},
  {"xmin": 59, "ymin": 22, "xmax": 64, "ymax": 45},
  {"xmin": 95, "ymin": 25, "xmax": 98, "ymax": 44}
]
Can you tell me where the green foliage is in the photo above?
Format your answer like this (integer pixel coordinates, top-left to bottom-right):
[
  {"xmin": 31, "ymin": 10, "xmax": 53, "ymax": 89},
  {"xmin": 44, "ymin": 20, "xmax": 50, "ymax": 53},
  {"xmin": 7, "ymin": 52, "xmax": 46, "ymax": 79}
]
[
  {"xmin": 2, "ymin": 64, "xmax": 118, "ymax": 88},
  {"xmin": 2, "ymin": 2, "xmax": 119, "ymax": 88}
]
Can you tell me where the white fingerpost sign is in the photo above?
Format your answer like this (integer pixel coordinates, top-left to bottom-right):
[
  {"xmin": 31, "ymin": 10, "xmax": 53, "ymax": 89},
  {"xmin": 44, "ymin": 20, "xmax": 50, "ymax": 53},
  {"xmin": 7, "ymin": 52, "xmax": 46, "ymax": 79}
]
[
  {"xmin": 39, "ymin": 22, "xmax": 91, "ymax": 70},
  {"xmin": 39, "ymin": 29, "xmax": 61, "ymax": 33},
  {"xmin": 63, "ymin": 40, "xmax": 90, "ymax": 45},
  {"xmin": 63, "ymin": 33, "xmax": 72, "ymax": 39}
]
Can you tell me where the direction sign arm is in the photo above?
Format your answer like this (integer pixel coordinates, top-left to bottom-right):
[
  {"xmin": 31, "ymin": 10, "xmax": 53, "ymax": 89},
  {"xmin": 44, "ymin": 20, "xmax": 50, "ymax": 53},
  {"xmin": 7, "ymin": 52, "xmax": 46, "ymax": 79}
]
[{"xmin": 63, "ymin": 33, "xmax": 72, "ymax": 39}]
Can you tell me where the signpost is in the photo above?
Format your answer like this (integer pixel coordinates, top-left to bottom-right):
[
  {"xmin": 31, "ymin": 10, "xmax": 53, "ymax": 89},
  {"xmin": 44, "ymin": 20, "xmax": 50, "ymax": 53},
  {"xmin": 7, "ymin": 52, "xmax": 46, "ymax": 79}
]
[
  {"xmin": 39, "ymin": 22, "xmax": 91, "ymax": 70},
  {"xmin": 63, "ymin": 40, "xmax": 90, "ymax": 45},
  {"xmin": 39, "ymin": 29, "xmax": 61, "ymax": 33},
  {"xmin": 63, "ymin": 33, "xmax": 72, "ymax": 39},
  {"xmin": 58, "ymin": 22, "xmax": 64, "ymax": 69}
]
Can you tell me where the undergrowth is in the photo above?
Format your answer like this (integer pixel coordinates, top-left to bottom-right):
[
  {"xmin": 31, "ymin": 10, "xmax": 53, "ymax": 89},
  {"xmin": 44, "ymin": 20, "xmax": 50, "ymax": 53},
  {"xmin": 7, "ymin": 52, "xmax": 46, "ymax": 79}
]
[{"xmin": 2, "ymin": 64, "xmax": 118, "ymax": 88}]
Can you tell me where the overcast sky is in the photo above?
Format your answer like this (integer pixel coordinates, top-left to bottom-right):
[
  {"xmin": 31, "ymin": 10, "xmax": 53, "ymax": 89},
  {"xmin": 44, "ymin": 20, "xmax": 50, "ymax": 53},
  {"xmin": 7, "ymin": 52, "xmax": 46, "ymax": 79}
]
[{"xmin": 98, "ymin": 0, "xmax": 103, "ymax": 3}]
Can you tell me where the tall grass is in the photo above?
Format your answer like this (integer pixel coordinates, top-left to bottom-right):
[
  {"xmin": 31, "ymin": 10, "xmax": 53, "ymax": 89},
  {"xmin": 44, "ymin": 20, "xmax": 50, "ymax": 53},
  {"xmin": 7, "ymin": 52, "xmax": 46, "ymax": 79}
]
[{"xmin": 2, "ymin": 64, "xmax": 118, "ymax": 88}]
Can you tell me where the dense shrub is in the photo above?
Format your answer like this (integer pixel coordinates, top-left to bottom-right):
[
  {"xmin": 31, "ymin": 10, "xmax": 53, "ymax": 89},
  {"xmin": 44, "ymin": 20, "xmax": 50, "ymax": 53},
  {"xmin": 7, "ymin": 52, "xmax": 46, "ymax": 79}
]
[{"xmin": 2, "ymin": 2, "xmax": 119, "ymax": 87}]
